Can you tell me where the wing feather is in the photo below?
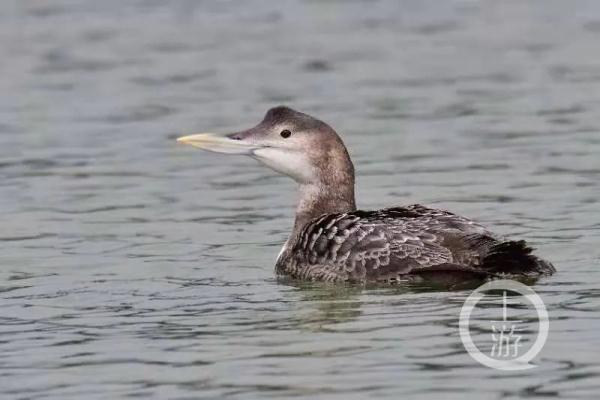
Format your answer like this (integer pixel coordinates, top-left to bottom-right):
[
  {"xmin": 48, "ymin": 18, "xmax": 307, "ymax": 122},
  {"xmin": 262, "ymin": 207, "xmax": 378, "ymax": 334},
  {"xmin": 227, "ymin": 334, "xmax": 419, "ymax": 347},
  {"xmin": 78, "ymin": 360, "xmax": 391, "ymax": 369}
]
[{"xmin": 279, "ymin": 205, "xmax": 508, "ymax": 282}]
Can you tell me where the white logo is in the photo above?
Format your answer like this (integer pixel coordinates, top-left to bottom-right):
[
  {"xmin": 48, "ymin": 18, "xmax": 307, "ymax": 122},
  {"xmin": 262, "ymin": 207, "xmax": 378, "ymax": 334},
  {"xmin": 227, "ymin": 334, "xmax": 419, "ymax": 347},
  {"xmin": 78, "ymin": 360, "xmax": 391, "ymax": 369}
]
[{"xmin": 459, "ymin": 279, "xmax": 549, "ymax": 370}]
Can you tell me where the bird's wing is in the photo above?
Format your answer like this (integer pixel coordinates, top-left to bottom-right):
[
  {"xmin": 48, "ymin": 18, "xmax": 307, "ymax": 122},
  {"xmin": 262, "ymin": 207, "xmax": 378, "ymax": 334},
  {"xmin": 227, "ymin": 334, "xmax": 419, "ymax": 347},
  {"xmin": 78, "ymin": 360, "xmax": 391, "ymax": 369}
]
[{"xmin": 289, "ymin": 205, "xmax": 500, "ymax": 282}]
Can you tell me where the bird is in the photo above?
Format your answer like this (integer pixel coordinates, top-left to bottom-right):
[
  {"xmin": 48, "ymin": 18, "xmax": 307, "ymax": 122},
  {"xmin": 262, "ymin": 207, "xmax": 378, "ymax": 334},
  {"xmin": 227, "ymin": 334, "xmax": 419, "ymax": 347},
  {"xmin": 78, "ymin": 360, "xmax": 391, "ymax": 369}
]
[{"xmin": 177, "ymin": 106, "xmax": 555, "ymax": 284}]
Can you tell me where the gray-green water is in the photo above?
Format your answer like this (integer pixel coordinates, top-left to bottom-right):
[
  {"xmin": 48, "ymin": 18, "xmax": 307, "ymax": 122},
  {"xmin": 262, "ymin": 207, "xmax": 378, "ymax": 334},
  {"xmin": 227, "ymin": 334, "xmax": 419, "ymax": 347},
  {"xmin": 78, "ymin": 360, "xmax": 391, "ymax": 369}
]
[{"xmin": 1, "ymin": 1, "xmax": 599, "ymax": 399}]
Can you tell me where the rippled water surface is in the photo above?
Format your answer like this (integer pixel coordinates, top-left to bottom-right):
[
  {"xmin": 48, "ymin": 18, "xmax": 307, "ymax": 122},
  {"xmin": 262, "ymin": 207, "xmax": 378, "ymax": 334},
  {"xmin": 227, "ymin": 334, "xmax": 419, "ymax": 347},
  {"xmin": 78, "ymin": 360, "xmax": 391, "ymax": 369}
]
[{"xmin": 2, "ymin": 1, "xmax": 600, "ymax": 399}]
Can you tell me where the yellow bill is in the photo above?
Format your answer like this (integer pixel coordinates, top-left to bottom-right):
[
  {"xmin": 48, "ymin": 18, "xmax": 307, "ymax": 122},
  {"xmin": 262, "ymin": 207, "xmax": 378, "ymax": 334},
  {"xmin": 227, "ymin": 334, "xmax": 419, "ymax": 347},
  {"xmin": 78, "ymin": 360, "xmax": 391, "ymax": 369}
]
[{"xmin": 176, "ymin": 133, "xmax": 258, "ymax": 154}]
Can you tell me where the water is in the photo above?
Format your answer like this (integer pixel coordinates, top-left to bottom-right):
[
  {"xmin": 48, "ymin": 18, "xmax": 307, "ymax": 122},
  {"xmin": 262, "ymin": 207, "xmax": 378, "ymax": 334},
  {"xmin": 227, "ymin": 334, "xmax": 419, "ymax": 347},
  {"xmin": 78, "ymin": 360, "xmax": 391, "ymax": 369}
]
[{"xmin": 1, "ymin": 0, "xmax": 600, "ymax": 398}]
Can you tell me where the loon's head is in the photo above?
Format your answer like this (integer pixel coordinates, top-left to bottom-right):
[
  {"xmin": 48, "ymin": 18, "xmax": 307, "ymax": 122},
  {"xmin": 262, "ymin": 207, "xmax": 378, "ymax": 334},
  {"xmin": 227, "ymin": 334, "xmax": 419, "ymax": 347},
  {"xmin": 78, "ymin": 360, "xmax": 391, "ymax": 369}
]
[{"xmin": 177, "ymin": 106, "xmax": 354, "ymax": 186}]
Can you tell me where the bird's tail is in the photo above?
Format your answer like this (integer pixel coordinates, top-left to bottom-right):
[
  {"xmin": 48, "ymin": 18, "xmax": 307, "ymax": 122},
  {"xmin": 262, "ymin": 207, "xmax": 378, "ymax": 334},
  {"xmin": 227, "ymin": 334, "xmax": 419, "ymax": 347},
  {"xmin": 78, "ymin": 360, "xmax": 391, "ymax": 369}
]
[{"xmin": 481, "ymin": 240, "xmax": 555, "ymax": 275}]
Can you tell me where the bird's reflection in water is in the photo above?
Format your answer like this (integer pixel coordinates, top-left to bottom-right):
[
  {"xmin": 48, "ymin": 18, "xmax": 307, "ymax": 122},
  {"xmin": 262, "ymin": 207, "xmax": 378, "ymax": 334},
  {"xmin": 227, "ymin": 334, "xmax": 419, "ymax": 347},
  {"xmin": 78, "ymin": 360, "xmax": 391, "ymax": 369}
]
[
  {"xmin": 279, "ymin": 274, "xmax": 544, "ymax": 332},
  {"xmin": 280, "ymin": 278, "xmax": 485, "ymax": 332},
  {"xmin": 282, "ymin": 281, "xmax": 365, "ymax": 331}
]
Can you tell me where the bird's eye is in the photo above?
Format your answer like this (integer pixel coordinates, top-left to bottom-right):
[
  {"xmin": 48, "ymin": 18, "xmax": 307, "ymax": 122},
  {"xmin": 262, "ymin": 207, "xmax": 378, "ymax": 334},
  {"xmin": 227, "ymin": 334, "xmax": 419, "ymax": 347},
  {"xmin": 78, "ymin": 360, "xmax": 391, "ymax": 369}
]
[{"xmin": 280, "ymin": 129, "xmax": 291, "ymax": 138}]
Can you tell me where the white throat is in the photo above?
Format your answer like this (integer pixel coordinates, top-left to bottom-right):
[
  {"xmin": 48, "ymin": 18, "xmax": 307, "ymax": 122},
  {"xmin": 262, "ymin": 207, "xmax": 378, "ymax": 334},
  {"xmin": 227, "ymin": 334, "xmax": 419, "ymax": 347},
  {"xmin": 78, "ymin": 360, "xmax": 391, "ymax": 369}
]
[{"xmin": 252, "ymin": 147, "xmax": 317, "ymax": 184}]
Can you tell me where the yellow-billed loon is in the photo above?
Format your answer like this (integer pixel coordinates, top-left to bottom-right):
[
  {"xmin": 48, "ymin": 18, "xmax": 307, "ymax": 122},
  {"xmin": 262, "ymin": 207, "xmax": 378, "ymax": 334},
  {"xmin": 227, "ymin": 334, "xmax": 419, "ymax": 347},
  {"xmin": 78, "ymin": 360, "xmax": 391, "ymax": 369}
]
[{"xmin": 177, "ymin": 106, "xmax": 555, "ymax": 284}]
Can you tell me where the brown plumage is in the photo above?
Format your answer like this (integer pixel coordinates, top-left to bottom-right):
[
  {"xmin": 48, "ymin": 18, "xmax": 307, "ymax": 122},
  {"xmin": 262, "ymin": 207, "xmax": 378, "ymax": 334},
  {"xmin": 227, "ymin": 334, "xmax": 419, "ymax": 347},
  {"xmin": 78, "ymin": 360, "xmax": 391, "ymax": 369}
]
[
  {"xmin": 276, "ymin": 204, "xmax": 555, "ymax": 283},
  {"xmin": 177, "ymin": 106, "xmax": 556, "ymax": 284}
]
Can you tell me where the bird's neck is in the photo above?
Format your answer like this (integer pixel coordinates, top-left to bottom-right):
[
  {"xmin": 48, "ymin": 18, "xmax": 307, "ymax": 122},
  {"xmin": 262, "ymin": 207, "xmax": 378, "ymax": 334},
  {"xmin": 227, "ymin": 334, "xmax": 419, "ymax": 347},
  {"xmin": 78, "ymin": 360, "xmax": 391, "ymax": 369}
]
[
  {"xmin": 292, "ymin": 180, "xmax": 356, "ymax": 235},
  {"xmin": 289, "ymin": 136, "xmax": 356, "ymax": 238}
]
